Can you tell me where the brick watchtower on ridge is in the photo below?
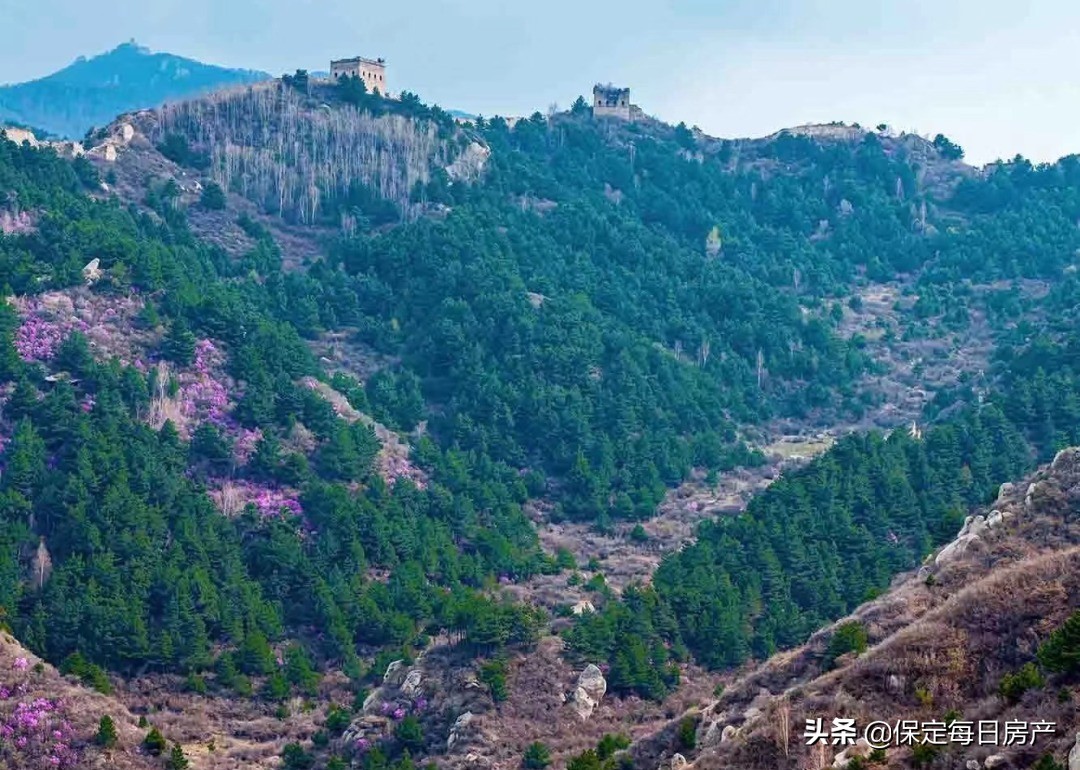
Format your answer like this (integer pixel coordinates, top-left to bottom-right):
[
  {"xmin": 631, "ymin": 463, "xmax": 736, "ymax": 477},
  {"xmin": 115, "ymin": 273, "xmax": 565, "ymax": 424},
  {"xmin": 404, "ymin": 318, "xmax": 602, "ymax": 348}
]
[
  {"xmin": 593, "ymin": 84, "xmax": 633, "ymax": 120},
  {"xmin": 331, "ymin": 56, "xmax": 388, "ymax": 96}
]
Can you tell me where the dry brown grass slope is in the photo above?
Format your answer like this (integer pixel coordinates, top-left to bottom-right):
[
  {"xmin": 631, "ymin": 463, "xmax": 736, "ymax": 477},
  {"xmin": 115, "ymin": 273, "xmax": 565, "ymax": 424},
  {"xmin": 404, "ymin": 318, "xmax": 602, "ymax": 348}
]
[
  {"xmin": 0, "ymin": 630, "xmax": 159, "ymax": 769},
  {"xmin": 632, "ymin": 448, "xmax": 1080, "ymax": 770}
]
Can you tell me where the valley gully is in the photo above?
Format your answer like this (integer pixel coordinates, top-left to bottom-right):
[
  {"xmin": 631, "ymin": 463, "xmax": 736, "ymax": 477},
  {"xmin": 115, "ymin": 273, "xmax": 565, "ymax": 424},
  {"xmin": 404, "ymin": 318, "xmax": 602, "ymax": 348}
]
[{"xmin": 803, "ymin": 717, "xmax": 1057, "ymax": 749}]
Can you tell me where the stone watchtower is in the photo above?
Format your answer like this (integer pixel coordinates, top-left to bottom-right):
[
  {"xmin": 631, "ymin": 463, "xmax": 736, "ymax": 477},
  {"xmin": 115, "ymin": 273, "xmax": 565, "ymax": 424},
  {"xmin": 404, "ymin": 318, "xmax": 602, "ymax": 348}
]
[
  {"xmin": 593, "ymin": 84, "xmax": 632, "ymax": 120},
  {"xmin": 331, "ymin": 56, "xmax": 388, "ymax": 96}
]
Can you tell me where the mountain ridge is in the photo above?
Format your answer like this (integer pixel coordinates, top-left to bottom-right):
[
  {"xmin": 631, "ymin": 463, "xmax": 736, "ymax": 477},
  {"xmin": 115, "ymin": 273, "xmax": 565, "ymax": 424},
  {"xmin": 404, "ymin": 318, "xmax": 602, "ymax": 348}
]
[{"xmin": 0, "ymin": 41, "xmax": 271, "ymax": 139}]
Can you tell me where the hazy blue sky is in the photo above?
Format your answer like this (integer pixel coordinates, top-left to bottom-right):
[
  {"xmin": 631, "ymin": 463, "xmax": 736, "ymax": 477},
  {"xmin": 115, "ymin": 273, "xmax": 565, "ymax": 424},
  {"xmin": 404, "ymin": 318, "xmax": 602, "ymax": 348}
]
[{"xmin": 2, "ymin": 0, "xmax": 1078, "ymax": 164}]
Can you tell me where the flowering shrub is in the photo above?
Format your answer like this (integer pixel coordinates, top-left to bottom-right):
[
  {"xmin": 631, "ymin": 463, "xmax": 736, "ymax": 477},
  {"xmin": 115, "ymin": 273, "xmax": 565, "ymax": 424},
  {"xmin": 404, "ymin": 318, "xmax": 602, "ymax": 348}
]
[
  {"xmin": 382, "ymin": 453, "xmax": 427, "ymax": 490},
  {"xmin": 0, "ymin": 674, "xmax": 80, "ymax": 769},
  {"xmin": 12, "ymin": 291, "xmax": 149, "ymax": 366},
  {"xmin": 180, "ymin": 340, "xmax": 230, "ymax": 427},
  {"xmin": 208, "ymin": 479, "xmax": 302, "ymax": 520},
  {"xmin": 233, "ymin": 428, "xmax": 263, "ymax": 465},
  {"xmin": 14, "ymin": 309, "xmax": 85, "ymax": 363}
]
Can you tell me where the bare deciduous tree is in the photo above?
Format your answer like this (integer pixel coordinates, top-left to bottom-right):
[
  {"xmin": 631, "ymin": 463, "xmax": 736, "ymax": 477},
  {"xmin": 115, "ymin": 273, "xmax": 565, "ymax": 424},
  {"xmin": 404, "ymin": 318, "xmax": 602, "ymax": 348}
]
[
  {"xmin": 150, "ymin": 84, "xmax": 451, "ymax": 225},
  {"xmin": 775, "ymin": 699, "xmax": 791, "ymax": 758},
  {"xmin": 31, "ymin": 537, "xmax": 52, "ymax": 590}
]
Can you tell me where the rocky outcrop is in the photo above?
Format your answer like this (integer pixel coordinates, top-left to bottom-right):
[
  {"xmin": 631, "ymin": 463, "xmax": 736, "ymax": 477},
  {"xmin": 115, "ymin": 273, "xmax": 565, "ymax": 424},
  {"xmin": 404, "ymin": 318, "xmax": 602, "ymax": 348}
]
[
  {"xmin": 82, "ymin": 258, "xmax": 102, "ymax": 285},
  {"xmin": 447, "ymin": 711, "xmax": 476, "ymax": 752},
  {"xmin": 445, "ymin": 141, "xmax": 490, "ymax": 182},
  {"xmin": 342, "ymin": 714, "xmax": 390, "ymax": 749},
  {"xmin": 571, "ymin": 600, "xmax": 596, "ymax": 615},
  {"xmin": 401, "ymin": 669, "xmax": 423, "ymax": 698},
  {"xmin": 383, "ymin": 659, "xmax": 408, "ymax": 687},
  {"xmin": 832, "ymin": 738, "xmax": 870, "ymax": 768},
  {"xmin": 569, "ymin": 664, "xmax": 607, "ymax": 720},
  {"xmin": 934, "ymin": 506, "xmax": 1014, "ymax": 566},
  {"xmin": 1069, "ymin": 732, "xmax": 1080, "ymax": 770}
]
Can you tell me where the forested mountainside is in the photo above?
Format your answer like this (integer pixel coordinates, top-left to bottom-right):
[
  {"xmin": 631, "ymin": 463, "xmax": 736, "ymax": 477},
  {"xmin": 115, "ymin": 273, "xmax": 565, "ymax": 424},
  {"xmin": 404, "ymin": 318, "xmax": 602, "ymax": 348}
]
[
  {"xmin": 0, "ymin": 42, "xmax": 269, "ymax": 139},
  {"xmin": 0, "ymin": 74, "xmax": 1079, "ymax": 770}
]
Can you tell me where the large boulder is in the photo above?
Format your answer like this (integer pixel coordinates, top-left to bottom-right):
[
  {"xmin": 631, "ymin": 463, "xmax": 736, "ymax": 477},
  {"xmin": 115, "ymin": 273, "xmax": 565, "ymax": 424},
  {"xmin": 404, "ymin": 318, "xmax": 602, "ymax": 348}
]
[
  {"xmin": 936, "ymin": 515, "xmax": 990, "ymax": 565},
  {"xmin": 1069, "ymin": 732, "xmax": 1080, "ymax": 770},
  {"xmin": 570, "ymin": 664, "xmax": 607, "ymax": 720}
]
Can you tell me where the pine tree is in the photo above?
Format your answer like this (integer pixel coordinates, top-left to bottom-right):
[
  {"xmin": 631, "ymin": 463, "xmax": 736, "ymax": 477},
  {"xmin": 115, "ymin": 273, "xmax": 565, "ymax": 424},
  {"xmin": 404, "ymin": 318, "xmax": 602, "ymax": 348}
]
[
  {"xmin": 143, "ymin": 727, "xmax": 167, "ymax": 756},
  {"xmin": 1038, "ymin": 611, "xmax": 1080, "ymax": 674},
  {"xmin": 165, "ymin": 743, "xmax": 190, "ymax": 770},
  {"xmin": 523, "ymin": 742, "xmax": 551, "ymax": 770},
  {"xmin": 95, "ymin": 715, "xmax": 118, "ymax": 748}
]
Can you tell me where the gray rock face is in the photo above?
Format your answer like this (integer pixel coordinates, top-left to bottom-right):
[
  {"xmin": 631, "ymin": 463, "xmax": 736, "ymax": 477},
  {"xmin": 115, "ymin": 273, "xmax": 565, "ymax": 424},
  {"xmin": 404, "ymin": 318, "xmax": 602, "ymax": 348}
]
[
  {"xmin": 1069, "ymin": 732, "xmax": 1080, "ymax": 770},
  {"xmin": 447, "ymin": 711, "xmax": 476, "ymax": 751},
  {"xmin": 670, "ymin": 753, "xmax": 688, "ymax": 770},
  {"xmin": 720, "ymin": 724, "xmax": 738, "ymax": 743},
  {"xmin": 401, "ymin": 668, "xmax": 423, "ymax": 698},
  {"xmin": 570, "ymin": 664, "xmax": 608, "ymax": 720},
  {"xmin": 446, "ymin": 142, "xmax": 491, "ymax": 182},
  {"xmin": 936, "ymin": 513, "xmax": 996, "ymax": 565},
  {"xmin": 342, "ymin": 714, "xmax": 389, "ymax": 748},
  {"xmin": 996, "ymin": 482, "xmax": 1016, "ymax": 502},
  {"xmin": 383, "ymin": 659, "xmax": 407, "ymax": 687}
]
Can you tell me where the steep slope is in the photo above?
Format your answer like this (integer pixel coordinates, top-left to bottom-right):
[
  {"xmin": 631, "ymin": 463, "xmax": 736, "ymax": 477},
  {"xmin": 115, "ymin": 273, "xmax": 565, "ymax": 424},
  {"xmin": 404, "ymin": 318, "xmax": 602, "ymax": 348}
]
[
  {"xmin": 0, "ymin": 629, "xmax": 164, "ymax": 769},
  {"xmin": 631, "ymin": 447, "xmax": 1080, "ymax": 770},
  {"xmin": 0, "ymin": 41, "xmax": 269, "ymax": 139}
]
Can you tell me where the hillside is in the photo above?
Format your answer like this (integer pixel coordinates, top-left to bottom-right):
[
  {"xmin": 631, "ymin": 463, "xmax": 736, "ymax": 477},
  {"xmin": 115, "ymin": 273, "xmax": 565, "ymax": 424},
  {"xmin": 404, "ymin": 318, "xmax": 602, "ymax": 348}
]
[
  {"xmin": 629, "ymin": 446, "xmax": 1080, "ymax": 770},
  {"xmin": 0, "ymin": 73, "xmax": 1079, "ymax": 770},
  {"xmin": 0, "ymin": 42, "xmax": 269, "ymax": 139}
]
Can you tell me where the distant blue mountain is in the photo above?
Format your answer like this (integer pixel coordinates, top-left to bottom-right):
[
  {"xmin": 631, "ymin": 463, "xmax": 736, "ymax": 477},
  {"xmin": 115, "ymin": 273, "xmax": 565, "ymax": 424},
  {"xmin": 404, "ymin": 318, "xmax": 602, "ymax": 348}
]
[{"xmin": 0, "ymin": 41, "xmax": 271, "ymax": 139}]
